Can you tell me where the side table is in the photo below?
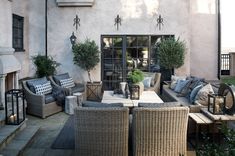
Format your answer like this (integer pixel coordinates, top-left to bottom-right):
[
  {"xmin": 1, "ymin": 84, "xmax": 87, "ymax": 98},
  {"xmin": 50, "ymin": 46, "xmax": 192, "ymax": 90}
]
[
  {"xmin": 65, "ymin": 96, "xmax": 77, "ymax": 115},
  {"xmin": 73, "ymin": 92, "xmax": 84, "ymax": 106},
  {"xmin": 189, "ymin": 113, "xmax": 213, "ymax": 147}
]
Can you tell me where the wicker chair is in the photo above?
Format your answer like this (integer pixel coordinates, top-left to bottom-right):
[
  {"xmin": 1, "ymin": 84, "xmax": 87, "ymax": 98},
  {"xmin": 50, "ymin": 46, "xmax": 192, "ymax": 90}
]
[
  {"xmin": 22, "ymin": 81, "xmax": 62, "ymax": 118},
  {"xmin": 132, "ymin": 107, "xmax": 189, "ymax": 156},
  {"xmin": 74, "ymin": 107, "xmax": 129, "ymax": 156}
]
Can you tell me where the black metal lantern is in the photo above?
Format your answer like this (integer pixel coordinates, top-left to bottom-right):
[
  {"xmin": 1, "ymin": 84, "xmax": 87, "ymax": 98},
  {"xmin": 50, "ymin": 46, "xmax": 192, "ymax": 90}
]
[
  {"xmin": 208, "ymin": 93, "xmax": 225, "ymax": 115},
  {"xmin": 130, "ymin": 85, "xmax": 140, "ymax": 100},
  {"xmin": 5, "ymin": 89, "xmax": 25, "ymax": 125},
  {"xmin": 70, "ymin": 32, "xmax": 77, "ymax": 46}
]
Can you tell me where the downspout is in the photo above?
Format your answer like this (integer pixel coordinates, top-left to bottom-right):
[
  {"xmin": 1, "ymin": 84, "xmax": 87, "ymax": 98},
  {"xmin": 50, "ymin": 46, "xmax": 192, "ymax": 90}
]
[
  {"xmin": 45, "ymin": 0, "xmax": 48, "ymax": 57},
  {"xmin": 218, "ymin": 0, "xmax": 221, "ymax": 79}
]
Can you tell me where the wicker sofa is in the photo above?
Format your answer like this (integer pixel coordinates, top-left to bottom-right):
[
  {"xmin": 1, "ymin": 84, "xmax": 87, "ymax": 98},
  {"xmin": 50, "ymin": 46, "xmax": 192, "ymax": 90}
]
[
  {"xmin": 143, "ymin": 72, "xmax": 161, "ymax": 94},
  {"xmin": 74, "ymin": 107, "xmax": 129, "ymax": 156},
  {"xmin": 132, "ymin": 107, "xmax": 189, "ymax": 156},
  {"xmin": 22, "ymin": 77, "xmax": 62, "ymax": 118}
]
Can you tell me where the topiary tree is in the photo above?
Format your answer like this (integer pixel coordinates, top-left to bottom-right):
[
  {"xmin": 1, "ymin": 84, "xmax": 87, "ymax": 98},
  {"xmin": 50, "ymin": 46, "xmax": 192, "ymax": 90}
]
[
  {"xmin": 157, "ymin": 37, "xmax": 186, "ymax": 75},
  {"xmin": 72, "ymin": 39, "xmax": 100, "ymax": 82},
  {"xmin": 32, "ymin": 55, "xmax": 60, "ymax": 78}
]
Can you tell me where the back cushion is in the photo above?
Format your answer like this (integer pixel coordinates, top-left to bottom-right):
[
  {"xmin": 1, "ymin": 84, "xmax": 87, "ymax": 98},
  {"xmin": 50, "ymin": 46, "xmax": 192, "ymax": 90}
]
[
  {"xmin": 60, "ymin": 77, "xmax": 75, "ymax": 88},
  {"xmin": 26, "ymin": 77, "xmax": 48, "ymax": 93},
  {"xmin": 142, "ymin": 72, "xmax": 156, "ymax": 87},
  {"xmin": 138, "ymin": 102, "xmax": 182, "ymax": 108},
  {"xmin": 82, "ymin": 101, "xmax": 123, "ymax": 107},
  {"xmin": 34, "ymin": 81, "xmax": 52, "ymax": 95},
  {"xmin": 53, "ymin": 73, "xmax": 70, "ymax": 85}
]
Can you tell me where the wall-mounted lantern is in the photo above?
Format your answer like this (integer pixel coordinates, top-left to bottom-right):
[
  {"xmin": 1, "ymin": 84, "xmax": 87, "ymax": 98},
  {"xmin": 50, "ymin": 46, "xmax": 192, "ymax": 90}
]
[
  {"xmin": 70, "ymin": 32, "xmax": 77, "ymax": 46},
  {"xmin": 156, "ymin": 14, "xmax": 164, "ymax": 30}
]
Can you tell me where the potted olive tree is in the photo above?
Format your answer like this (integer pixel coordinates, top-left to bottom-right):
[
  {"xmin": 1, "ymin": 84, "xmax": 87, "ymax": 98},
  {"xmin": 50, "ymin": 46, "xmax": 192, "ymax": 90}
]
[
  {"xmin": 157, "ymin": 37, "xmax": 186, "ymax": 79},
  {"xmin": 72, "ymin": 39, "xmax": 101, "ymax": 101},
  {"xmin": 32, "ymin": 55, "xmax": 60, "ymax": 78},
  {"xmin": 127, "ymin": 69, "xmax": 144, "ymax": 99}
]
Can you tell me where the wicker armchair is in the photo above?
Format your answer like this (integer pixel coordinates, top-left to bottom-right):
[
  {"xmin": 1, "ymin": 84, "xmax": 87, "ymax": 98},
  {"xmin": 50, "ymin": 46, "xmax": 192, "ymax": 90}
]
[
  {"xmin": 22, "ymin": 81, "xmax": 62, "ymax": 118},
  {"xmin": 144, "ymin": 72, "xmax": 161, "ymax": 94},
  {"xmin": 74, "ymin": 107, "xmax": 129, "ymax": 156},
  {"xmin": 132, "ymin": 107, "xmax": 189, "ymax": 156}
]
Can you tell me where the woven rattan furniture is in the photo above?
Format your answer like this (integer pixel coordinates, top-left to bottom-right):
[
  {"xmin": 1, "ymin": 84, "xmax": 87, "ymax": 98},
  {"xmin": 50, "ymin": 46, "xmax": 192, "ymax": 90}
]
[
  {"xmin": 74, "ymin": 107, "xmax": 129, "ymax": 156},
  {"xmin": 132, "ymin": 107, "xmax": 189, "ymax": 156},
  {"xmin": 144, "ymin": 72, "xmax": 161, "ymax": 94},
  {"xmin": 22, "ymin": 81, "xmax": 62, "ymax": 118}
]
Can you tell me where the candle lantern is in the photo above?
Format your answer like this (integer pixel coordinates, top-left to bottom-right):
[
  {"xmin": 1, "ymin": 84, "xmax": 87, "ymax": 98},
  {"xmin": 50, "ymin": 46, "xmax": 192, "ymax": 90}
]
[
  {"xmin": 130, "ymin": 85, "xmax": 140, "ymax": 100},
  {"xmin": 5, "ymin": 89, "xmax": 25, "ymax": 125},
  {"xmin": 208, "ymin": 93, "xmax": 226, "ymax": 115}
]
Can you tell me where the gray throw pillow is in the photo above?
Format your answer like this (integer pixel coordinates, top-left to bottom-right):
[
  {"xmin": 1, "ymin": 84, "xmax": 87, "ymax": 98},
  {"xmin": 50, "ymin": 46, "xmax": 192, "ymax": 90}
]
[
  {"xmin": 82, "ymin": 101, "xmax": 124, "ymax": 107},
  {"xmin": 26, "ymin": 77, "xmax": 48, "ymax": 93},
  {"xmin": 138, "ymin": 102, "xmax": 182, "ymax": 107}
]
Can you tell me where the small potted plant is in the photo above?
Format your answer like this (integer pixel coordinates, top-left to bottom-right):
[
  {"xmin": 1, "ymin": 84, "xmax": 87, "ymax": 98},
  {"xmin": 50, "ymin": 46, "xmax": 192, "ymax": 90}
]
[
  {"xmin": 32, "ymin": 55, "xmax": 60, "ymax": 78},
  {"xmin": 72, "ymin": 39, "xmax": 101, "ymax": 101},
  {"xmin": 127, "ymin": 69, "xmax": 144, "ymax": 99},
  {"xmin": 156, "ymin": 37, "xmax": 186, "ymax": 79}
]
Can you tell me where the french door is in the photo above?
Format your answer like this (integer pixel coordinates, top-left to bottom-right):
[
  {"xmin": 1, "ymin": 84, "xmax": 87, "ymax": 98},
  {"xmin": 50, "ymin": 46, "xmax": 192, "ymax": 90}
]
[{"xmin": 101, "ymin": 35, "xmax": 173, "ymax": 90}]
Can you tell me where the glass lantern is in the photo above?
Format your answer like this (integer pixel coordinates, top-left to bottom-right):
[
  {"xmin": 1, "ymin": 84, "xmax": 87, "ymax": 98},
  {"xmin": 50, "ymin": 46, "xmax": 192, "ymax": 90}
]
[
  {"xmin": 208, "ymin": 93, "xmax": 226, "ymax": 115},
  {"xmin": 5, "ymin": 89, "xmax": 25, "ymax": 125},
  {"xmin": 130, "ymin": 85, "xmax": 140, "ymax": 100}
]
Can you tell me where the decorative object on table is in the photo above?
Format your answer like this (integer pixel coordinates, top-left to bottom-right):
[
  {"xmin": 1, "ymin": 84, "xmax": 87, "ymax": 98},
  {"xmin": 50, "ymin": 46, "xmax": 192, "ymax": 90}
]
[
  {"xmin": 72, "ymin": 39, "xmax": 101, "ymax": 101},
  {"xmin": 32, "ymin": 54, "xmax": 60, "ymax": 78},
  {"xmin": 156, "ymin": 14, "xmax": 164, "ymax": 30},
  {"xmin": 218, "ymin": 83, "xmax": 235, "ymax": 115},
  {"xmin": 114, "ymin": 14, "xmax": 121, "ymax": 30},
  {"xmin": 130, "ymin": 85, "xmax": 140, "ymax": 100},
  {"xmin": 70, "ymin": 32, "xmax": 77, "ymax": 46},
  {"xmin": 73, "ymin": 14, "xmax": 80, "ymax": 31},
  {"xmin": 127, "ymin": 69, "xmax": 144, "ymax": 96},
  {"xmin": 156, "ymin": 37, "xmax": 186, "ymax": 76},
  {"xmin": 5, "ymin": 89, "xmax": 25, "ymax": 125},
  {"xmin": 119, "ymin": 82, "xmax": 127, "ymax": 97},
  {"xmin": 208, "ymin": 93, "xmax": 225, "ymax": 115},
  {"xmin": 124, "ymin": 83, "xmax": 129, "ymax": 99},
  {"xmin": 73, "ymin": 92, "xmax": 83, "ymax": 106}
]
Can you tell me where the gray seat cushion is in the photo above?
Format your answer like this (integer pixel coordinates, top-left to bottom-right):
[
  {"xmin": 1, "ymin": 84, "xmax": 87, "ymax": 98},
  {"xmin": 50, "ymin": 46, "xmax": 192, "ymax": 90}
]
[
  {"xmin": 82, "ymin": 101, "xmax": 123, "ymax": 107},
  {"xmin": 71, "ymin": 83, "xmax": 85, "ymax": 93},
  {"xmin": 26, "ymin": 77, "xmax": 48, "ymax": 93},
  {"xmin": 138, "ymin": 102, "xmax": 182, "ymax": 107},
  {"xmin": 53, "ymin": 73, "xmax": 70, "ymax": 86},
  {"xmin": 45, "ymin": 94, "xmax": 56, "ymax": 104}
]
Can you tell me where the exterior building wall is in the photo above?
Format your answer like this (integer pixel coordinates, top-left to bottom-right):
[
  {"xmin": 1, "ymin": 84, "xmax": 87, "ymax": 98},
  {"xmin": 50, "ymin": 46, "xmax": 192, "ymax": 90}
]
[
  {"xmin": 10, "ymin": 0, "xmax": 218, "ymax": 80},
  {"xmin": 190, "ymin": 0, "xmax": 218, "ymax": 80}
]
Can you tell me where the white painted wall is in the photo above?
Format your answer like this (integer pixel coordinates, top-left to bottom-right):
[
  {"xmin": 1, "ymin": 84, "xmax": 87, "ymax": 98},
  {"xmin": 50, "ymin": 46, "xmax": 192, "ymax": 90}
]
[
  {"xmin": 190, "ymin": 0, "xmax": 218, "ymax": 80},
  {"xmin": 10, "ymin": 0, "xmax": 218, "ymax": 80}
]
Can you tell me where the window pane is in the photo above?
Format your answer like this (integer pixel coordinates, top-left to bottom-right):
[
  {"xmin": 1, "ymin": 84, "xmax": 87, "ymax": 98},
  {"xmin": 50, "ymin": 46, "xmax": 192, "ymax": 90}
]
[
  {"xmin": 113, "ymin": 37, "xmax": 122, "ymax": 47},
  {"xmin": 113, "ymin": 48, "xmax": 122, "ymax": 59},
  {"xmin": 102, "ymin": 38, "xmax": 112, "ymax": 48},
  {"xmin": 103, "ymin": 48, "xmax": 112, "ymax": 58},
  {"xmin": 127, "ymin": 48, "xmax": 137, "ymax": 58},
  {"xmin": 137, "ymin": 36, "xmax": 148, "ymax": 46},
  {"xmin": 127, "ymin": 36, "xmax": 137, "ymax": 47}
]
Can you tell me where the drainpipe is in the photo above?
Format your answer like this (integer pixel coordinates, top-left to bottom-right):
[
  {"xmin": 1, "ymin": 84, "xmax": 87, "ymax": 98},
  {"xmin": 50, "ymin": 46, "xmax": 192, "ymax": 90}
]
[
  {"xmin": 218, "ymin": 0, "xmax": 221, "ymax": 79},
  {"xmin": 45, "ymin": 0, "xmax": 48, "ymax": 58}
]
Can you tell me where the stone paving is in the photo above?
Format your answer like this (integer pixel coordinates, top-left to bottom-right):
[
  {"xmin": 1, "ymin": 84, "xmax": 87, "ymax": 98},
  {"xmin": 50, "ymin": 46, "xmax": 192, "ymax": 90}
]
[{"xmin": 22, "ymin": 112, "xmax": 74, "ymax": 156}]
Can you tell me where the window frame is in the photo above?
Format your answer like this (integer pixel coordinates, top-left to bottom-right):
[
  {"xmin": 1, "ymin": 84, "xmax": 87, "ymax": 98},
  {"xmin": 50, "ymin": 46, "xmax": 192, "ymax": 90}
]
[{"xmin": 12, "ymin": 14, "xmax": 24, "ymax": 52}]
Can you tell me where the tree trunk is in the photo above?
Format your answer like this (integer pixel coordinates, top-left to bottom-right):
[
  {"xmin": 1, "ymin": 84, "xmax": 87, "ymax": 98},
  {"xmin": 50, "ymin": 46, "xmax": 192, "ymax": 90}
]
[{"xmin": 88, "ymin": 71, "xmax": 92, "ymax": 83}]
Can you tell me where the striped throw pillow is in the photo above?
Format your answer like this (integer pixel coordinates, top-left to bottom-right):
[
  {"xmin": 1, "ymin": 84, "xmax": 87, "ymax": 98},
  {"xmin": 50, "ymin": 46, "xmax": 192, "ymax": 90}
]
[
  {"xmin": 34, "ymin": 81, "xmax": 52, "ymax": 95},
  {"xmin": 60, "ymin": 78, "xmax": 75, "ymax": 88}
]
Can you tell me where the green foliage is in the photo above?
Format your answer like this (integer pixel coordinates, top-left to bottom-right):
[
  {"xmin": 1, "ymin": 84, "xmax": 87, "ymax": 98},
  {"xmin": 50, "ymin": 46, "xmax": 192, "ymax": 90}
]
[
  {"xmin": 196, "ymin": 124, "xmax": 235, "ymax": 156},
  {"xmin": 128, "ymin": 69, "xmax": 144, "ymax": 84},
  {"xmin": 221, "ymin": 76, "xmax": 235, "ymax": 86},
  {"xmin": 72, "ymin": 39, "xmax": 100, "ymax": 82},
  {"xmin": 32, "ymin": 55, "xmax": 60, "ymax": 78},
  {"xmin": 157, "ymin": 37, "xmax": 186, "ymax": 70}
]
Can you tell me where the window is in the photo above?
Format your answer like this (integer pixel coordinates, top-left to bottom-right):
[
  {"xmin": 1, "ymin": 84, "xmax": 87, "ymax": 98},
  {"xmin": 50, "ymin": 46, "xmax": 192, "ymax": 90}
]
[{"xmin": 12, "ymin": 14, "xmax": 24, "ymax": 52}]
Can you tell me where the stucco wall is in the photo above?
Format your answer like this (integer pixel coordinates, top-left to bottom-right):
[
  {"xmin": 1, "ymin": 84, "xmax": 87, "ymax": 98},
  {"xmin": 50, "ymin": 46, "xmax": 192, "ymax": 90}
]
[
  {"xmin": 10, "ymin": 0, "xmax": 218, "ymax": 80},
  {"xmin": 45, "ymin": 0, "xmax": 191, "ymax": 82},
  {"xmin": 12, "ymin": 0, "xmax": 30, "ymax": 79},
  {"xmin": 190, "ymin": 0, "xmax": 218, "ymax": 80}
]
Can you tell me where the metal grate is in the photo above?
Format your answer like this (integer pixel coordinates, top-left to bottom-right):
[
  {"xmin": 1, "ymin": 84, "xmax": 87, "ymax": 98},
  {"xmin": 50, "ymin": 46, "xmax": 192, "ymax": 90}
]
[{"xmin": 221, "ymin": 54, "xmax": 230, "ymax": 75}]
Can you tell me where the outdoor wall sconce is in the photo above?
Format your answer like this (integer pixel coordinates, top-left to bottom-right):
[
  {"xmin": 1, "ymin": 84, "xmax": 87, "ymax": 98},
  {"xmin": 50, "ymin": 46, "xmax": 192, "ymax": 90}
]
[
  {"xmin": 73, "ymin": 14, "xmax": 80, "ymax": 31},
  {"xmin": 114, "ymin": 14, "xmax": 121, "ymax": 30},
  {"xmin": 156, "ymin": 14, "xmax": 164, "ymax": 30},
  {"xmin": 70, "ymin": 32, "xmax": 77, "ymax": 46}
]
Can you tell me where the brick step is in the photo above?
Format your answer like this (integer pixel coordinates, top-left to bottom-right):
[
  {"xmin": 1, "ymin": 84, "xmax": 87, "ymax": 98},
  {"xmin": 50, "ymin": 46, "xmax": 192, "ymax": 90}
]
[{"xmin": 0, "ymin": 125, "xmax": 40, "ymax": 156}]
